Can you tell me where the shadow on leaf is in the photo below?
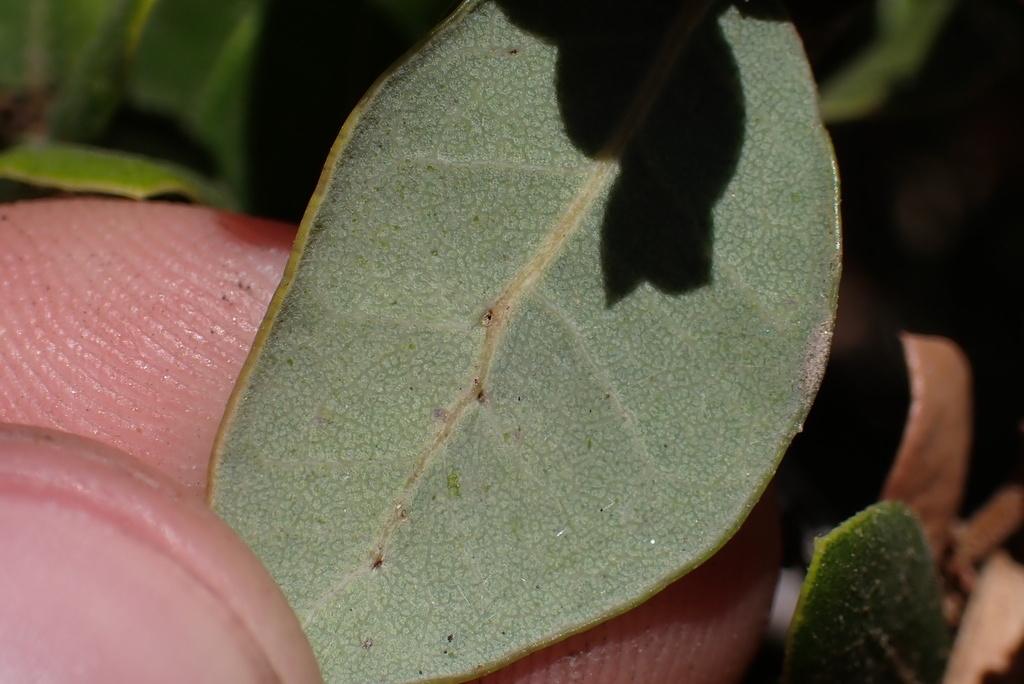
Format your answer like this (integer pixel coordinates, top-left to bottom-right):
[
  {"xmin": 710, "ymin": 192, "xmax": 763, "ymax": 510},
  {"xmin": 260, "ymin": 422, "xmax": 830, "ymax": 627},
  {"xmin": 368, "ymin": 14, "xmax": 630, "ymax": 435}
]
[{"xmin": 497, "ymin": 0, "xmax": 745, "ymax": 305}]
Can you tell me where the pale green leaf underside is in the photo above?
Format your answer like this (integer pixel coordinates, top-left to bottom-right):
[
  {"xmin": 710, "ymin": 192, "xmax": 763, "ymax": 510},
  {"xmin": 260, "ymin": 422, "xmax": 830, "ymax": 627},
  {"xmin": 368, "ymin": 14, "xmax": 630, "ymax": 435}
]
[
  {"xmin": 0, "ymin": 143, "xmax": 234, "ymax": 207},
  {"xmin": 784, "ymin": 502, "xmax": 950, "ymax": 684},
  {"xmin": 211, "ymin": 1, "xmax": 840, "ymax": 682}
]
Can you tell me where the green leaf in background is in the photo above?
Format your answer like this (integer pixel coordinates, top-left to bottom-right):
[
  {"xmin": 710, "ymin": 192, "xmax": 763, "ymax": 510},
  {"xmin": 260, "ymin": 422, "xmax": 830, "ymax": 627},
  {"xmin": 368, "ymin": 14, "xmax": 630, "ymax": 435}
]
[
  {"xmin": 210, "ymin": 0, "xmax": 840, "ymax": 681},
  {"xmin": 784, "ymin": 502, "xmax": 950, "ymax": 684},
  {"xmin": 46, "ymin": 0, "xmax": 157, "ymax": 142},
  {"xmin": 818, "ymin": 0, "xmax": 958, "ymax": 123},
  {"xmin": 0, "ymin": 0, "xmax": 113, "ymax": 143},
  {"xmin": 128, "ymin": 0, "xmax": 267, "ymax": 201},
  {"xmin": 127, "ymin": 0, "xmax": 454, "ymax": 212},
  {"xmin": 0, "ymin": 142, "xmax": 234, "ymax": 207},
  {"xmin": 0, "ymin": 0, "xmax": 112, "ymax": 93}
]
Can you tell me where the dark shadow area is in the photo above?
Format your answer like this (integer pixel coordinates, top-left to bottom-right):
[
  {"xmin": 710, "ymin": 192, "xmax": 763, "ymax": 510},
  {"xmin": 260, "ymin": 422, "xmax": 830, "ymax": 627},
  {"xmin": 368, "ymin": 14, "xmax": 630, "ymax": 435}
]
[
  {"xmin": 98, "ymin": 105, "xmax": 218, "ymax": 176},
  {"xmin": 746, "ymin": 2, "xmax": 1024, "ymax": 679},
  {"xmin": 247, "ymin": 0, "xmax": 437, "ymax": 221},
  {"xmin": 885, "ymin": 0, "xmax": 1018, "ymax": 118},
  {"xmin": 0, "ymin": 90, "xmax": 50, "ymax": 150},
  {"xmin": 780, "ymin": 0, "xmax": 1024, "ymax": 564},
  {"xmin": 782, "ymin": 328, "xmax": 911, "ymax": 527},
  {"xmin": 733, "ymin": 0, "xmax": 789, "ymax": 22},
  {"xmin": 496, "ymin": 0, "xmax": 745, "ymax": 306}
]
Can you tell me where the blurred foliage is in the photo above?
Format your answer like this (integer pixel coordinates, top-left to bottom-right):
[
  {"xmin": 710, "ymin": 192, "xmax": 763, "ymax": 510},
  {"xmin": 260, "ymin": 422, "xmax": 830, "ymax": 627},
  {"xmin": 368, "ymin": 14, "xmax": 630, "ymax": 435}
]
[
  {"xmin": 753, "ymin": 0, "xmax": 1024, "ymax": 679},
  {"xmin": 781, "ymin": 0, "xmax": 1024, "ymax": 527},
  {"xmin": 128, "ymin": 0, "xmax": 267, "ymax": 200},
  {"xmin": 818, "ymin": 0, "xmax": 958, "ymax": 122},
  {"xmin": 47, "ymin": 0, "xmax": 157, "ymax": 141},
  {"xmin": 0, "ymin": 0, "xmax": 453, "ymax": 212},
  {"xmin": 0, "ymin": 0, "xmax": 110, "ymax": 97}
]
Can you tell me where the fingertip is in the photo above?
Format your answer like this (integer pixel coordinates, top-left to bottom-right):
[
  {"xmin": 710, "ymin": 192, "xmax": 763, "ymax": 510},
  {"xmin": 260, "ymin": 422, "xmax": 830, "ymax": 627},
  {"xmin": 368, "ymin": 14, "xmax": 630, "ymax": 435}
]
[
  {"xmin": 0, "ymin": 425, "xmax": 322, "ymax": 684},
  {"xmin": 0, "ymin": 198, "xmax": 294, "ymax": 496},
  {"xmin": 0, "ymin": 490, "xmax": 281, "ymax": 682}
]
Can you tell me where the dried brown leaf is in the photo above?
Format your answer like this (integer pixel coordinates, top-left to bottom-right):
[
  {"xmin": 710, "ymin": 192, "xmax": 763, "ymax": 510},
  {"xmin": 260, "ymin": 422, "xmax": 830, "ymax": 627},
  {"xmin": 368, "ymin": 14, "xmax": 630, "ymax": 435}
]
[
  {"xmin": 882, "ymin": 333, "xmax": 973, "ymax": 559},
  {"xmin": 955, "ymin": 484, "xmax": 1024, "ymax": 575},
  {"xmin": 943, "ymin": 552, "xmax": 1024, "ymax": 684}
]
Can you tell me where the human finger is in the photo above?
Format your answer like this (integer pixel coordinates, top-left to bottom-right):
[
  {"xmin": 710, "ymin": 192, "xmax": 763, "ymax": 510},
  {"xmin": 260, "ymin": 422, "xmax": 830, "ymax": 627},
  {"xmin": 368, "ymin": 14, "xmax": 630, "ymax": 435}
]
[
  {"xmin": 0, "ymin": 197, "xmax": 292, "ymax": 497},
  {"xmin": 0, "ymin": 423, "xmax": 322, "ymax": 683}
]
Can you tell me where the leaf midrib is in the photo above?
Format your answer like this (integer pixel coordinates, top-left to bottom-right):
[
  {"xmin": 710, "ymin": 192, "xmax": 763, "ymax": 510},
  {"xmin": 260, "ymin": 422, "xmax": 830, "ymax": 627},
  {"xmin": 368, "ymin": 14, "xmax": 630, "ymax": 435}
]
[{"xmin": 349, "ymin": 0, "xmax": 715, "ymax": 584}]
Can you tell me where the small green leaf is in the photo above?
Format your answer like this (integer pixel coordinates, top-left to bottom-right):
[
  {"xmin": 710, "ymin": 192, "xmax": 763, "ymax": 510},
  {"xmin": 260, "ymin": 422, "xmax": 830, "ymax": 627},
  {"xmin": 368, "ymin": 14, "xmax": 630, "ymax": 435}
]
[
  {"xmin": 211, "ymin": 1, "xmax": 840, "ymax": 681},
  {"xmin": 0, "ymin": 142, "xmax": 235, "ymax": 207},
  {"xmin": 819, "ymin": 0, "xmax": 958, "ymax": 123},
  {"xmin": 784, "ymin": 502, "xmax": 951, "ymax": 684},
  {"xmin": 46, "ymin": 0, "xmax": 158, "ymax": 141}
]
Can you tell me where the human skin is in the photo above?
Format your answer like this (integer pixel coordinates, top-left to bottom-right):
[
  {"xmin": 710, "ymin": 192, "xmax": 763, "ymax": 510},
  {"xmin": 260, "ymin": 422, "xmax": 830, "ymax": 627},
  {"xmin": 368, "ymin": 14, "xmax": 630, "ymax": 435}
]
[{"xmin": 0, "ymin": 198, "xmax": 780, "ymax": 683}]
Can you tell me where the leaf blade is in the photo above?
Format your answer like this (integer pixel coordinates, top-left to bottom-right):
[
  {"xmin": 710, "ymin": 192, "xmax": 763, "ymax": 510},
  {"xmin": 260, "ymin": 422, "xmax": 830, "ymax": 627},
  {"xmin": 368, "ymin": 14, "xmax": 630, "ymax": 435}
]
[
  {"xmin": 128, "ymin": 0, "xmax": 267, "ymax": 197},
  {"xmin": 784, "ymin": 502, "xmax": 951, "ymax": 684},
  {"xmin": 818, "ymin": 0, "xmax": 958, "ymax": 123},
  {"xmin": 46, "ymin": 0, "xmax": 158, "ymax": 141},
  {"xmin": 0, "ymin": 142, "xmax": 235, "ymax": 207},
  {"xmin": 211, "ymin": 1, "xmax": 840, "ymax": 681}
]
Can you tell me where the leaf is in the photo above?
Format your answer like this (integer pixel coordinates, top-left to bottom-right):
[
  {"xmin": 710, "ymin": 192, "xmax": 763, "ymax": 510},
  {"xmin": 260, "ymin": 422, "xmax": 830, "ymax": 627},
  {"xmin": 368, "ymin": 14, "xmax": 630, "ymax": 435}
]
[
  {"xmin": 881, "ymin": 333, "xmax": 972, "ymax": 560},
  {"xmin": 952, "ymin": 481, "xmax": 1024, "ymax": 582},
  {"xmin": 818, "ymin": 0, "xmax": 958, "ymax": 123},
  {"xmin": 0, "ymin": 142, "xmax": 235, "ymax": 207},
  {"xmin": 784, "ymin": 502, "xmax": 950, "ymax": 684},
  {"xmin": 0, "ymin": 0, "xmax": 111, "ymax": 93},
  {"xmin": 46, "ymin": 0, "xmax": 158, "ymax": 142},
  {"xmin": 210, "ymin": 0, "xmax": 841, "ymax": 681},
  {"xmin": 128, "ymin": 0, "xmax": 267, "ymax": 198},
  {"xmin": 0, "ymin": 0, "xmax": 112, "ymax": 142}
]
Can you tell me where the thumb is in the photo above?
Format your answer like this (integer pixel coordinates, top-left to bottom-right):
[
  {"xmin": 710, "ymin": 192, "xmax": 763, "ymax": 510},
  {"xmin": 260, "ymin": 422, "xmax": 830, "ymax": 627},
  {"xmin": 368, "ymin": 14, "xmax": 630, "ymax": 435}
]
[
  {"xmin": 0, "ymin": 423, "xmax": 321, "ymax": 683},
  {"xmin": 0, "ymin": 197, "xmax": 318, "ymax": 682}
]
